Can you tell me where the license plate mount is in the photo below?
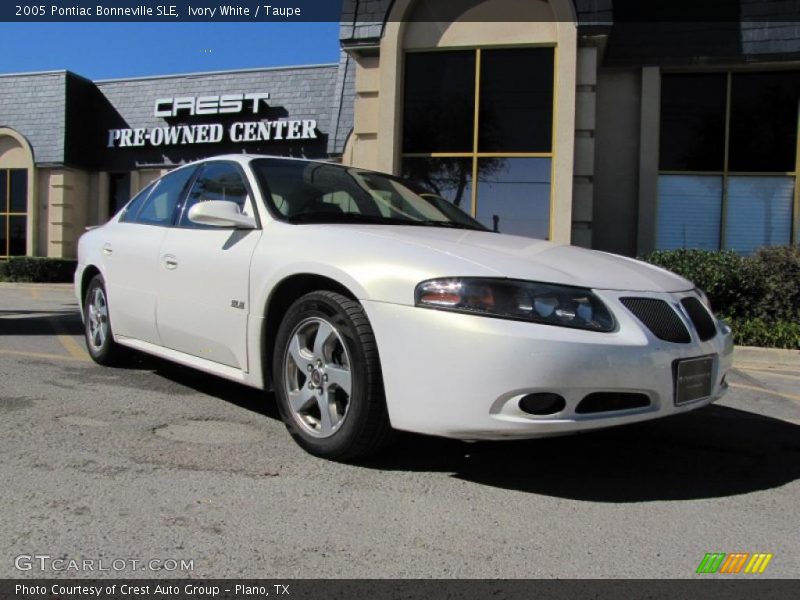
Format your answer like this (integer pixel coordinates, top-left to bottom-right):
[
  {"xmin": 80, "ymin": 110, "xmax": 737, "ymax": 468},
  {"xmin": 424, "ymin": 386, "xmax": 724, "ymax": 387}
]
[{"xmin": 674, "ymin": 356, "xmax": 715, "ymax": 406}]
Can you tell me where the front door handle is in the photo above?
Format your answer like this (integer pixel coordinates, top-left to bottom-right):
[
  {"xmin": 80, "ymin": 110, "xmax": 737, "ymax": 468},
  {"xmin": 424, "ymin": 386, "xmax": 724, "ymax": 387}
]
[
  {"xmin": 162, "ymin": 254, "xmax": 179, "ymax": 270},
  {"xmin": 102, "ymin": 243, "xmax": 113, "ymax": 256}
]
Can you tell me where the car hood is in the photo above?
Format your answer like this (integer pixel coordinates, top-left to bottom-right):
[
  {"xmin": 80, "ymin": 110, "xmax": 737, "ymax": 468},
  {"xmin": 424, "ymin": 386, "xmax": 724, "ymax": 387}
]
[{"xmin": 339, "ymin": 225, "xmax": 693, "ymax": 293}]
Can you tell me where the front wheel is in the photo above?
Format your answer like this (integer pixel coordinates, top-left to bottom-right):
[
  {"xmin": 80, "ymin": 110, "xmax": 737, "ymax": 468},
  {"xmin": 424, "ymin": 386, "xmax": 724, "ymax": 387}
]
[
  {"xmin": 83, "ymin": 274, "xmax": 127, "ymax": 366},
  {"xmin": 272, "ymin": 291, "xmax": 393, "ymax": 460}
]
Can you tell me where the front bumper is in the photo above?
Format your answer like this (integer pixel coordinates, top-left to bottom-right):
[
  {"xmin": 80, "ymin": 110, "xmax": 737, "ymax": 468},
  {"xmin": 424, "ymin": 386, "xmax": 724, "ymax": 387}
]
[{"xmin": 362, "ymin": 289, "xmax": 733, "ymax": 440}]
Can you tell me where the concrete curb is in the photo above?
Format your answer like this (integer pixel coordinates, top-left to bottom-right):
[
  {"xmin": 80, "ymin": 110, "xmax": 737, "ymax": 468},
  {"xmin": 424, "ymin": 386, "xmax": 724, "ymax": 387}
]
[
  {"xmin": 0, "ymin": 282, "xmax": 73, "ymax": 290},
  {"xmin": 733, "ymin": 346, "xmax": 800, "ymax": 368}
]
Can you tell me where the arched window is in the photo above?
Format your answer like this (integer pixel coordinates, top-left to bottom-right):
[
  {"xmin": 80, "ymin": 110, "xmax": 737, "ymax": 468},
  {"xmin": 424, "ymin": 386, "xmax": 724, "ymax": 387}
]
[{"xmin": 0, "ymin": 129, "xmax": 34, "ymax": 258}]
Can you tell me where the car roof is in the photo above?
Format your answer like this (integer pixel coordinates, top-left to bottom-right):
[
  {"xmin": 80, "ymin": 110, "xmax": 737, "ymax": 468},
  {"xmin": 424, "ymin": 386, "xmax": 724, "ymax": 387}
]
[{"xmin": 172, "ymin": 154, "xmax": 338, "ymax": 170}]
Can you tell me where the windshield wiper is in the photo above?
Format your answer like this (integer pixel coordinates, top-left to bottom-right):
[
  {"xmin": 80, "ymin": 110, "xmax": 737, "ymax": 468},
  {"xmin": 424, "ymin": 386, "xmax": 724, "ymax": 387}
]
[
  {"xmin": 286, "ymin": 213, "xmax": 486, "ymax": 231},
  {"xmin": 286, "ymin": 213, "xmax": 415, "ymax": 225},
  {"xmin": 414, "ymin": 220, "xmax": 486, "ymax": 231}
]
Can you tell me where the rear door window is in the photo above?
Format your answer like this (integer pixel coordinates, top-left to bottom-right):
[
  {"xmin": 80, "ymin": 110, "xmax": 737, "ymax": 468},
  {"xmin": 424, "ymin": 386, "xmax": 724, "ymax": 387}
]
[
  {"xmin": 119, "ymin": 181, "xmax": 155, "ymax": 223},
  {"xmin": 134, "ymin": 167, "xmax": 197, "ymax": 226}
]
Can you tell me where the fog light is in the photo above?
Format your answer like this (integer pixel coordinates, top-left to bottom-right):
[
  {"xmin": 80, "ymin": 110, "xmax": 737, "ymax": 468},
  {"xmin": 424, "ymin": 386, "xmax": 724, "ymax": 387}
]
[{"xmin": 519, "ymin": 393, "xmax": 566, "ymax": 416}]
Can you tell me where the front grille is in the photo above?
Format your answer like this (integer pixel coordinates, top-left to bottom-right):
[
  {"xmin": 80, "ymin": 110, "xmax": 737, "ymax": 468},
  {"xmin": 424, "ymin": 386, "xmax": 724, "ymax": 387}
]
[
  {"xmin": 681, "ymin": 297, "xmax": 717, "ymax": 341},
  {"xmin": 620, "ymin": 297, "xmax": 691, "ymax": 343},
  {"xmin": 575, "ymin": 392, "xmax": 651, "ymax": 414}
]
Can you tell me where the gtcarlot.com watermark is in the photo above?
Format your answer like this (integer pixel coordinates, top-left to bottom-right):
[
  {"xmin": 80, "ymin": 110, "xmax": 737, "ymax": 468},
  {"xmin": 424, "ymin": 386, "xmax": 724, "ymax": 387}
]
[{"xmin": 14, "ymin": 554, "xmax": 194, "ymax": 572}]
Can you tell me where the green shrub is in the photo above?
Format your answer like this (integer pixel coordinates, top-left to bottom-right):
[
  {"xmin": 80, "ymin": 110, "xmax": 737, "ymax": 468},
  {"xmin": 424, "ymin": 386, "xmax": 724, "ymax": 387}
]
[
  {"xmin": 0, "ymin": 261, "xmax": 7, "ymax": 281},
  {"xmin": 5, "ymin": 257, "xmax": 77, "ymax": 283},
  {"xmin": 725, "ymin": 317, "xmax": 800, "ymax": 350},
  {"xmin": 746, "ymin": 245, "xmax": 800, "ymax": 323},
  {"xmin": 642, "ymin": 246, "xmax": 800, "ymax": 349},
  {"xmin": 642, "ymin": 249, "xmax": 753, "ymax": 318}
]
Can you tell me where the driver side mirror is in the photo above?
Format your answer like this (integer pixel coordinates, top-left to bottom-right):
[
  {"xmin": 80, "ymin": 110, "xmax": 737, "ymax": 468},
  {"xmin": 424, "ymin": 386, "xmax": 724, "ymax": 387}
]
[{"xmin": 187, "ymin": 200, "xmax": 256, "ymax": 229}]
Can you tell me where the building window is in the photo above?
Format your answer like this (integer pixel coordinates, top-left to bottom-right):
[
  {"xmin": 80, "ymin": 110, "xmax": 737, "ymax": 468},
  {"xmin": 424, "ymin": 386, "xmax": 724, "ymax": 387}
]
[
  {"xmin": 0, "ymin": 169, "xmax": 27, "ymax": 258},
  {"xmin": 108, "ymin": 172, "xmax": 131, "ymax": 218},
  {"xmin": 657, "ymin": 71, "xmax": 800, "ymax": 254},
  {"xmin": 401, "ymin": 47, "xmax": 555, "ymax": 239}
]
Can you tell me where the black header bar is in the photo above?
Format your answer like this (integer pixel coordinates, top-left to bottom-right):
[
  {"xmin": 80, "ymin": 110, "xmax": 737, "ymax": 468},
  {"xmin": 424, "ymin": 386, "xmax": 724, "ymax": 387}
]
[
  {"xmin": 2, "ymin": 0, "xmax": 800, "ymax": 23},
  {"xmin": 3, "ymin": 579, "xmax": 800, "ymax": 600}
]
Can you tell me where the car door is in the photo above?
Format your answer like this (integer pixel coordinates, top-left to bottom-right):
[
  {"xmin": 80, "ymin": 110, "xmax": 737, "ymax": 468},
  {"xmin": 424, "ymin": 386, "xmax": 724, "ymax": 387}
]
[
  {"xmin": 155, "ymin": 161, "xmax": 262, "ymax": 370},
  {"xmin": 103, "ymin": 167, "xmax": 197, "ymax": 345}
]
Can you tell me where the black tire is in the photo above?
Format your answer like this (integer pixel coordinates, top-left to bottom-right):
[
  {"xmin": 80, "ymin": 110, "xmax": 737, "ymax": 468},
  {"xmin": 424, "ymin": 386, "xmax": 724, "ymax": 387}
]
[
  {"xmin": 83, "ymin": 274, "xmax": 127, "ymax": 366},
  {"xmin": 272, "ymin": 291, "xmax": 394, "ymax": 460}
]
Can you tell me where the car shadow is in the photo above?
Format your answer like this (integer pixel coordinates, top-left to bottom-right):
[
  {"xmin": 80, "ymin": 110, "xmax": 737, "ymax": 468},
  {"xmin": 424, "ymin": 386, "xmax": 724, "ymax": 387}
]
[
  {"xmin": 0, "ymin": 309, "xmax": 85, "ymax": 336},
  {"xmin": 128, "ymin": 354, "xmax": 282, "ymax": 421},
  {"xmin": 361, "ymin": 405, "xmax": 800, "ymax": 502},
  {"xmin": 108, "ymin": 354, "xmax": 800, "ymax": 503}
]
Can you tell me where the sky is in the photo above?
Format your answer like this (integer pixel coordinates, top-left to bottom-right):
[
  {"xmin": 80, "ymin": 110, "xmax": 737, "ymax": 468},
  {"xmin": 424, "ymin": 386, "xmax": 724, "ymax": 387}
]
[{"xmin": 0, "ymin": 22, "xmax": 341, "ymax": 79}]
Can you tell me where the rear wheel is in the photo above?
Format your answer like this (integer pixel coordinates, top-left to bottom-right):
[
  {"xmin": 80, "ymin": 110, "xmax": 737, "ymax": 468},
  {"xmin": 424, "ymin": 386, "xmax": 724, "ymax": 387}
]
[
  {"xmin": 83, "ymin": 274, "xmax": 127, "ymax": 366},
  {"xmin": 272, "ymin": 291, "xmax": 393, "ymax": 460}
]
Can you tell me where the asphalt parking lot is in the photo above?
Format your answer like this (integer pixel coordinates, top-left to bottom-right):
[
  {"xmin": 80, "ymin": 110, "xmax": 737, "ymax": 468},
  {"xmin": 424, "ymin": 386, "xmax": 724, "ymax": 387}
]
[{"xmin": 1, "ymin": 282, "xmax": 799, "ymax": 579}]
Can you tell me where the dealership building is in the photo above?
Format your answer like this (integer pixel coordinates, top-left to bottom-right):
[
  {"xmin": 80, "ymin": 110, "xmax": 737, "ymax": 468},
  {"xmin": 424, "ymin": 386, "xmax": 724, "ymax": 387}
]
[{"xmin": 1, "ymin": 0, "xmax": 799, "ymax": 260}]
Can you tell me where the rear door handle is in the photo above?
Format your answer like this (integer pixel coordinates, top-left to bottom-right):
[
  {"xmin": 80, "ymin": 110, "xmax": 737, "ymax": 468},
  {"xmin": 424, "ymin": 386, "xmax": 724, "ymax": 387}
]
[
  {"xmin": 102, "ymin": 243, "xmax": 113, "ymax": 256},
  {"xmin": 162, "ymin": 254, "xmax": 179, "ymax": 270}
]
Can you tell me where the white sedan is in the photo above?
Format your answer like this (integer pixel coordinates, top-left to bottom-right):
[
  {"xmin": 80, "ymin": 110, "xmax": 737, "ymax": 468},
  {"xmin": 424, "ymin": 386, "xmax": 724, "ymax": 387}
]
[{"xmin": 75, "ymin": 155, "xmax": 733, "ymax": 459}]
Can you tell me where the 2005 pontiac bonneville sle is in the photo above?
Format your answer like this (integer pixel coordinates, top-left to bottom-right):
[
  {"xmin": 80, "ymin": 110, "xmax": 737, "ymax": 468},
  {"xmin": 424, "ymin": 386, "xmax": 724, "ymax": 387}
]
[{"xmin": 75, "ymin": 155, "xmax": 733, "ymax": 459}]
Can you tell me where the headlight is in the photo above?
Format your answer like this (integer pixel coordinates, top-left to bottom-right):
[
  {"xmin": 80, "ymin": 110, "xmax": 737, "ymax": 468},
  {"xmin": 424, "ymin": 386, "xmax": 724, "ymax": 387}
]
[{"xmin": 414, "ymin": 278, "xmax": 616, "ymax": 332}]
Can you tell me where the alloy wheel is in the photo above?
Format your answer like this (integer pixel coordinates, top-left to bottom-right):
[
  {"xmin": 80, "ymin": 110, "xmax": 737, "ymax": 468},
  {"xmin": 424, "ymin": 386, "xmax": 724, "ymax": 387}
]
[
  {"xmin": 283, "ymin": 317, "xmax": 352, "ymax": 438},
  {"xmin": 87, "ymin": 287, "xmax": 109, "ymax": 352}
]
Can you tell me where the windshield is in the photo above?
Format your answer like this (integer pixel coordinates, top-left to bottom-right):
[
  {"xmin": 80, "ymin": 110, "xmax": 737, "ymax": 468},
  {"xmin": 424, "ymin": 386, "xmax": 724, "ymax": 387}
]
[{"xmin": 250, "ymin": 158, "xmax": 487, "ymax": 230}]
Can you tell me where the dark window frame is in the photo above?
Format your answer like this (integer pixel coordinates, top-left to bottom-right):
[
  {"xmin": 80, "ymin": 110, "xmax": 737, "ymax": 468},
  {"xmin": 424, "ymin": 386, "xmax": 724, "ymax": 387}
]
[
  {"xmin": 401, "ymin": 45, "xmax": 556, "ymax": 238},
  {"xmin": 0, "ymin": 168, "xmax": 28, "ymax": 258},
  {"xmin": 108, "ymin": 172, "xmax": 132, "ymax": 219},
  {"xmin": 657, "ymin": 69, "xmax": 800, "ymax": 249}
]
